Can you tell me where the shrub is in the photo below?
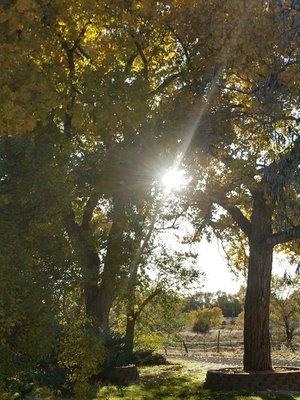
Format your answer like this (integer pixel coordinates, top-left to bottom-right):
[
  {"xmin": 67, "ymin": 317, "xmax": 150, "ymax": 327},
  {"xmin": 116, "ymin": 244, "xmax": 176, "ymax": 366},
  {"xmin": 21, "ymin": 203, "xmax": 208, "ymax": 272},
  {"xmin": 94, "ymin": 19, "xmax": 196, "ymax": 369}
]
[
  {"xmin": 235, "ymin": 311, "xmax": 244, "ymax": 330},
  {"xmin": 100, "ymin": 330, "xmax": 128, "ymax": 369},
  {"xmin": 189, "ymin": 307, "xmax": 223, "ymax": 334},
  {"xmin": 132, "ymin": 350, "xmax": 167, "ymax": 366},
  {"xmin": 58, "ymin": 320, "xmax": 106, "ymax": 398}
]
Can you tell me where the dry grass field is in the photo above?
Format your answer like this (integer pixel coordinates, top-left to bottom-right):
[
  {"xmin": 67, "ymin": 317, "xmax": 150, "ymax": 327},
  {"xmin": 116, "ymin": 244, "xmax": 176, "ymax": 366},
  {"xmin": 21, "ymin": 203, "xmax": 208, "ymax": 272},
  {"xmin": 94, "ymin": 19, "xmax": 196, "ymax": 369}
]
[{"xmin": 165, "ymin": 329, "xmax": 300, "ymax": 365}]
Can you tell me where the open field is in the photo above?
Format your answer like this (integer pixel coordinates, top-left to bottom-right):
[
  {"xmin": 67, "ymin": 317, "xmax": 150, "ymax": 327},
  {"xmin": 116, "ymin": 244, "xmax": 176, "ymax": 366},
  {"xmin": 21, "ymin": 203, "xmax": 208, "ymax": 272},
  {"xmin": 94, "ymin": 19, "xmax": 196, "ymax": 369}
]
[
  {"xmin": 166, "ymin": 330, "xmax": 300, "ymax": 365},
  {"xmin": 14, "ymin": 360, "xmax": 300, "ymax": 400}
]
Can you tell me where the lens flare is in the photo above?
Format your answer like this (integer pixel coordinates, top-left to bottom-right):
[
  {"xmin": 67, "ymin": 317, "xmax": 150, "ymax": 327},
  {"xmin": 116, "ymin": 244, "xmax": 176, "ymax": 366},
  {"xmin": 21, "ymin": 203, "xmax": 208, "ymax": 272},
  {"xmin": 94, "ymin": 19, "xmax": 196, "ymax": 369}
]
[{"xmin": 161, "ymin": 168, "xmax": 186, "ymax": 192}]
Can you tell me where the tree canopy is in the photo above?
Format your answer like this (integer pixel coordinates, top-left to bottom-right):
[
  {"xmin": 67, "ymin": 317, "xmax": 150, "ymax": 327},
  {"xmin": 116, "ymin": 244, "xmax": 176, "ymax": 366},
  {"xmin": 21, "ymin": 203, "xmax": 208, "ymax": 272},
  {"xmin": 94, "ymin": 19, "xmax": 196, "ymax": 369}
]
[{"xmin": 0, "ymin": 0, "xmax": 300, "ymax": 395}]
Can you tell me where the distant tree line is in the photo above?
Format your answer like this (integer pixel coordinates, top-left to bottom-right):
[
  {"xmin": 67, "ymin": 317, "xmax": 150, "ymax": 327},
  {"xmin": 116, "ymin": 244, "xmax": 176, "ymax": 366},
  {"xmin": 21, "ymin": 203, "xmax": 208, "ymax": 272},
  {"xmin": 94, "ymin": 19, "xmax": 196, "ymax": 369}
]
[{"xmin": 184, "ymin": 291, "xmax": 243, "ymax": 319}]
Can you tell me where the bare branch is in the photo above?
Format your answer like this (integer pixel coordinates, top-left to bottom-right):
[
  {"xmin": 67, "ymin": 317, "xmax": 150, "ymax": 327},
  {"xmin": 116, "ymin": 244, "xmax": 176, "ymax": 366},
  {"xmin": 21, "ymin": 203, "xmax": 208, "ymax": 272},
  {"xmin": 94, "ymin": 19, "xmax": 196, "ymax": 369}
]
[{"xmin": 135, "ymin": 287, "xmax": 163, "ymax": 318}]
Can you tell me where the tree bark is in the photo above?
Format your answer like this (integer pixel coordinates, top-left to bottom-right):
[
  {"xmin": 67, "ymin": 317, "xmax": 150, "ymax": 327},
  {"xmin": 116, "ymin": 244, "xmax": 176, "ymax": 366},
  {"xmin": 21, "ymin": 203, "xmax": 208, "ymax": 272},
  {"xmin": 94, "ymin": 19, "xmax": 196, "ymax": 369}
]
[
  {"xmin": 284, "ymin": 320, "xmax": 294, "ymax": 349},
  {"xmin": 65, "ymin": 194, "xmax": 126, "ymax": 332},
  {"xmin": 82, "ymin": 246, "xmax": 102, "ymax": 329},
  {"xmin": 96, "ymin": 194, "xmax": 127, "ymax": 331},
  {"xmin": 124, "ymin": 308, "xmax": 136, "ymax": 357},
  {"xmin": 243, "ymin": 192, "xmax": 274, "ymax": 372}
]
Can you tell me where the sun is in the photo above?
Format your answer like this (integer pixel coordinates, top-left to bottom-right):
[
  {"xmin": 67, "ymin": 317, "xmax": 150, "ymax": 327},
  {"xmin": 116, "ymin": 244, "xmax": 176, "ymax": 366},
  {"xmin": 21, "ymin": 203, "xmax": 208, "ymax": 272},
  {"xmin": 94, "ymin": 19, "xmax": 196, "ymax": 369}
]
[{"xmin": 161, "ymin": 168, "xmax": 186, "ymax": 192}]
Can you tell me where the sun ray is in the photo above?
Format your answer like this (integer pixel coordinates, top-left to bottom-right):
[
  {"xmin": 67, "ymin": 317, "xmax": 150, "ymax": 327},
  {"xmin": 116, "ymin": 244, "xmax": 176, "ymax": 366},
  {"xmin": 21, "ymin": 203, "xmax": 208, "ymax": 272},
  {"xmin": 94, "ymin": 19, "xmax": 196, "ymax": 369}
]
[{"xmin": 161, "ymin": 168, "xmax": 186, "ymax": 192}]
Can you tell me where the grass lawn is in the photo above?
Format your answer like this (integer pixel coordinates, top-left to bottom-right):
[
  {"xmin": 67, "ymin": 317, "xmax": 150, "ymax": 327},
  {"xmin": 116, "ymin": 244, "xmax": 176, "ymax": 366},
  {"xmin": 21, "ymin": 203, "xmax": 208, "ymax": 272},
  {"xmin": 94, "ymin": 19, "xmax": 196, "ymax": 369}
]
[
  {"xmin": 97, "ymin": 359, "xmax": 300, "ymax": 400},
  {"xmin": 22, "ymin": 360, "xmax": 300, "ymax": 400}
]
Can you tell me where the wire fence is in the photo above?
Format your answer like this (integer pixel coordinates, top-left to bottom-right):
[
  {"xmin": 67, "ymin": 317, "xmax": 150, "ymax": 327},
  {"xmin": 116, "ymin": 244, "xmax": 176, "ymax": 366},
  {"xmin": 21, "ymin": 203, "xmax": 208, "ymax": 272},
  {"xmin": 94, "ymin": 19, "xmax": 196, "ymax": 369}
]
[{"xmin": 165, "ymin": 329, "xmax": 300, "ymax": 355}]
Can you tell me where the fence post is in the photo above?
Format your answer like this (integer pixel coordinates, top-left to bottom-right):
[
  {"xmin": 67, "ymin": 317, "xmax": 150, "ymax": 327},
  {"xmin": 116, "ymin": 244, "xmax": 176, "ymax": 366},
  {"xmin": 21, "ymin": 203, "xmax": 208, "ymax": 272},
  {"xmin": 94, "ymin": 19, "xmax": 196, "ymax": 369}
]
[
  {"xmin": 217, "ymin": 329, "xmax": 221, "ymax": 353},
  {"xmin": 182, "ymin": 339, "xmax": 189, "ymax": 354}
]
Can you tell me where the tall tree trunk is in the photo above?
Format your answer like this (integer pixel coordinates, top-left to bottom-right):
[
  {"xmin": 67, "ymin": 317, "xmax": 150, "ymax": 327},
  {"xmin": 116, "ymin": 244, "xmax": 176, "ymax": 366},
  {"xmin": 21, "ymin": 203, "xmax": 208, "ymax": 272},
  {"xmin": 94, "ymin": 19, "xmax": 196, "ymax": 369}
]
[
  {"xmin": 124, "ymin": 308, "xmax": 136, "ymax": 358},
  {"xmin": 96, "ymin": 194, "xmax": 126, "ymax": 331},
  {"xmin": 65, "ymin": 194, "xmax": 126, "ymax": 332},
  {"xmin": 82, "ymin": 246, "xmax": 112, "ymax": 331},
  {"xmin": 243, "ymin": 192, "xmax": 274, "ymax": 372},
  {"xmin": 82, "ymin": 247, "xmax": 102, "ymax": 329},
  {"xmin": 284, "ymin": 320, "xmax": 294, "ymax": 349},
  {"xmin": 83, "ymin": 251, "xmax": 115, "ymax": 331}
]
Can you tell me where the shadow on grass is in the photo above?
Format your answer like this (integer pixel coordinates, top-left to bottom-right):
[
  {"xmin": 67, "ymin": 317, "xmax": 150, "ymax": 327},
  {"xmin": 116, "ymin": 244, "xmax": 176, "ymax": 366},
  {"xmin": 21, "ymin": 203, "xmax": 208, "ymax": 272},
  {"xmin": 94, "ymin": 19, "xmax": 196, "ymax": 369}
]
[{"xmin": 98, "ymin": 363, "xmax": 300, "ymax": 400}]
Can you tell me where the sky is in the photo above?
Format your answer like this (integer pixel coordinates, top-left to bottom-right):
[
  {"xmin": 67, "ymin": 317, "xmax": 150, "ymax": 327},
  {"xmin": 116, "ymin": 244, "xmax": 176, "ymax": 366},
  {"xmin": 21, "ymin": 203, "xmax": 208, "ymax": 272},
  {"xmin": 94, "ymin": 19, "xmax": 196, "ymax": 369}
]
[
  {"xmin": 197, "ymin": 238, "xmax": 241, "ymax": 294},
  {"xmin": 159, "ymin": 168, "xmax": 297, "ymax": 295},
  {"xmin": 196, "ymin": 237, "xmax": 296, "ymax": 294}
]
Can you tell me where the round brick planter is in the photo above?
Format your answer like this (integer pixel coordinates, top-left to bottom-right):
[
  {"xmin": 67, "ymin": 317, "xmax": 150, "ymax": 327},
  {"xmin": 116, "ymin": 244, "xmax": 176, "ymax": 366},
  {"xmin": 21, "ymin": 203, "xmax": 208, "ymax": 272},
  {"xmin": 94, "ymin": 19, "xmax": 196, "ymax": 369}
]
[{"xmin": 205, "ymin": 367, "xmax": 300, "ymax": 391}]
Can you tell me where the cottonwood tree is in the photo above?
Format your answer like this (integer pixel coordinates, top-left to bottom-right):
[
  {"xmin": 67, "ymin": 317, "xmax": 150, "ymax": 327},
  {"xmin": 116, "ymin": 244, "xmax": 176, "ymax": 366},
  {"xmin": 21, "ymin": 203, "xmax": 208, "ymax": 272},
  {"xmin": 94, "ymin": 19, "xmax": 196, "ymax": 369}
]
[
  {"xmin": 2, "ymin": 0, "xmax": 300, "ymax": 375},
  {"xmin": 0, "ymin": 1, "xmax": 190, "ymax": 332},
  {"xmin": 160, "ymin": 1, "xmax": 300, "ymax": 371},
  {"xmin": 123, "ymin": 243, "xmax": 201, "ymax": 357}
]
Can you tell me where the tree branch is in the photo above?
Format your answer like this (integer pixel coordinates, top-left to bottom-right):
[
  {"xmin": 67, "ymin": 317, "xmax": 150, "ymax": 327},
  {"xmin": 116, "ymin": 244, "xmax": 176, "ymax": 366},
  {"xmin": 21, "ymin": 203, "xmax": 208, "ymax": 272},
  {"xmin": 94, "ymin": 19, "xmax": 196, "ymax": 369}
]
[
  {"xmin": 71, "ymin": 22, "xmax": 91, "ymax": 52},
  {"xmin": 200, "ymin": 190, "xmax": 252, "ymax": 237},
  {"xmin": 124, "ymin": 51, "xmax": 138, "ymax": 75},
  {"xmin": 135, "ymin": 287, "xmax": 163, "ymax": 318},
  {"xmin": 82, "ymin": 191, "xmax": 100, "ymax": 228},
  {"xmin": 64, "ymin": 206, "xmax": 81, "ymax": 241},
  {"xmin": 214, "ymin": 196, "xmax": 252, "ymax": 237},
  {"xmin": 267, "ymin": 225, "xmax": 300, "ymax": 246},
  {"xmin": 167, "ymin": 24, "xmax": 191, "ymax": 64},
  {"xmin": 265, "ymin": 136, "xmax": 300, "ymax": 188},
  {"xmin": 130, "ymin": 33, "xmax": 148, "ymax": 77},
  {"xmin": 150, "ymin": 72, "xmax": 182, "ymax": 96}
]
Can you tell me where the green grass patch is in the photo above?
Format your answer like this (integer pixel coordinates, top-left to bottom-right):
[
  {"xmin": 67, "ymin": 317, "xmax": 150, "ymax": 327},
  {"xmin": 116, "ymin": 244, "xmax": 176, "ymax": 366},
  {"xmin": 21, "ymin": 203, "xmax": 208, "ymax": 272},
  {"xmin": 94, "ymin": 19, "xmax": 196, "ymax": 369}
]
[
  {"xmin": 11, "ymin": 360, "xmax": 300, "ymax": 400},
  {"xmin": 96, "ymin": 360, "xmax": 300, "ymax": 400}
]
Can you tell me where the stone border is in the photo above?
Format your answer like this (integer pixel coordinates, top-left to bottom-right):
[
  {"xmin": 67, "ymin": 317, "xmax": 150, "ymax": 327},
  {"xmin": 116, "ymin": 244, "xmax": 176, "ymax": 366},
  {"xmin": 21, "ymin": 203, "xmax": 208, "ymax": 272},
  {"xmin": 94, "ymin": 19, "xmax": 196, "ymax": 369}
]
[{"xmin": 205, "ymin": 366, "xmax": 300, "ymax": 391}]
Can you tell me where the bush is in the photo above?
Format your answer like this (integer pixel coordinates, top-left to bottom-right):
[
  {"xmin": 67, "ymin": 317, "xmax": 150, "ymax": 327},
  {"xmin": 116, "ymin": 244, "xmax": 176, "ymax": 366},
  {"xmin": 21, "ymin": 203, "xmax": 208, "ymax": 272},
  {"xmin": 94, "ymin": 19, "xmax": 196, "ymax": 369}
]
[
  {"xmin": 132, "ymin": 350, "xmax": 167, "ymax": 366},
  {"xmin": 0, "ymin": 294, "xmax": 59, "ymax": 395},
  {"xmin": 192, "ymin": 318, "xmax": 210, "ymax": 334},
  {"xmin": 235, "ymin": 311, "xmax": 244, "ymax": 330},
  {"xmin": 189, "ymin": 307, "xmax": 223, "ymax": 334},
  {"xmin": 100, "ymin": 331, "xmax": 128, "ymax": 369},
  {"xmin": 58, "ymin": 320, "xmax": 106, "ymax": 398}
]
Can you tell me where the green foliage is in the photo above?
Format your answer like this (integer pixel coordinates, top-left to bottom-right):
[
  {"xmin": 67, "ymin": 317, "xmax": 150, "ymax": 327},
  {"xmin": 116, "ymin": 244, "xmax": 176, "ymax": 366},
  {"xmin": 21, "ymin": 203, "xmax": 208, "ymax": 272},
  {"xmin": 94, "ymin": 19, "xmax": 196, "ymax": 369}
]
[
  {"xmin": 132, "ymin": 350, "xmax": 167, "ymax": 366},
  {"xmin": 100, "ymin": 331, "xmax": 128, "ymax": 369},
  {"xmin": 134, "ymin": 329, "xmax": 167, "ymax": 352},
  {"xmin": 270, "ymin": 275, "xmax": 300, "ymax": 348},
  {"xmin": 135, "ymin": 292, "xmax": 187, "ymax": 349},
  {"xmin": 58, "ymin": 318, "xmax": 106, "ymax": 398},
  {"xmin": 0, "ymin": 133, "xmax": 76, "ymax": 393},
  {"xmin": 189, "ymin": 307, "xmax": 223, "ymax": 334},
  {"xmin": 1, "ymin": 0, "xmax": 300, "ymax": 390},
  {"xmin": 96, "ymin": 362, "xmax": 299, "ymax": 400},
  {"xmin": 184, "ymin": 291, "xmax": 242, "ymax": 318},
  {"xmin": 235, "ymin": 311, "xmax": 245, "ymax": 330},
  {"xmin": 1, "ymin": 223, "xmax": 57, "ymax": 388}
]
